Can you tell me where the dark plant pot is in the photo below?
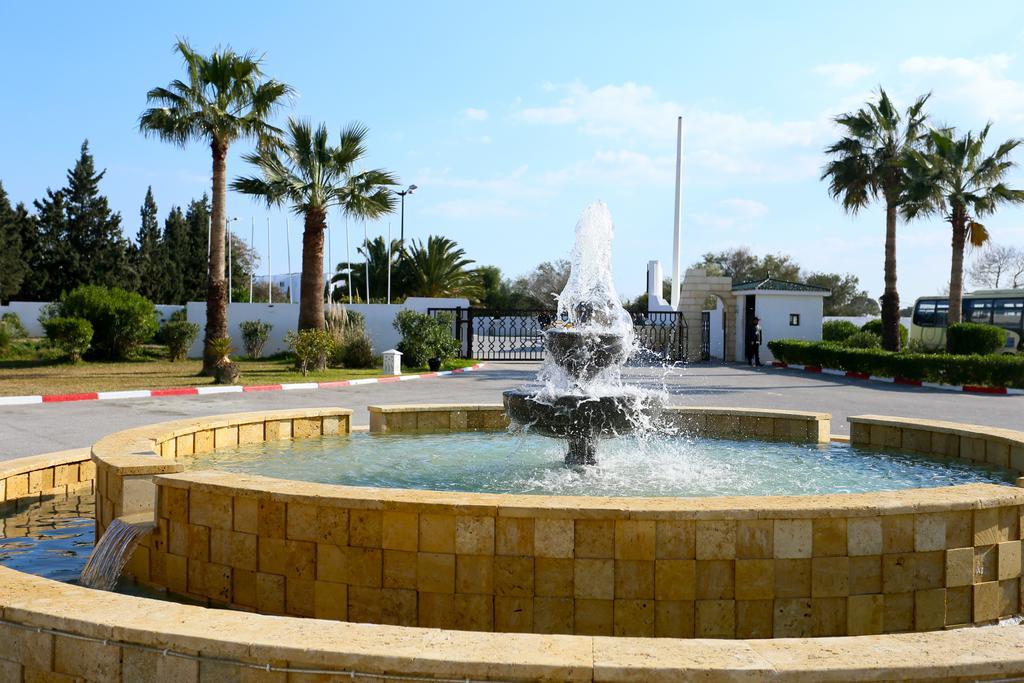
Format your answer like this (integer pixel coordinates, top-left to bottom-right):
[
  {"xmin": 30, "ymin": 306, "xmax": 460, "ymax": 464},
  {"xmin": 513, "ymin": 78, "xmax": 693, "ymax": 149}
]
[
  {"xmin": 427, "ymin": 357, "xmax": 442, "ymax": 372},
  {"xmin": 214, "ymin": 361, "xmax": 240, "ymax": 385}
]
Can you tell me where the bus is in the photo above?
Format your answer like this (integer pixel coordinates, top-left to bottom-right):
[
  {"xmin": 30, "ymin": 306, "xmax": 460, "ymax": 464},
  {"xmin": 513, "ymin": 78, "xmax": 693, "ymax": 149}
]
[{"xmin": 910, "ymin": 290, "xmax": 1024, "ymax": 353}]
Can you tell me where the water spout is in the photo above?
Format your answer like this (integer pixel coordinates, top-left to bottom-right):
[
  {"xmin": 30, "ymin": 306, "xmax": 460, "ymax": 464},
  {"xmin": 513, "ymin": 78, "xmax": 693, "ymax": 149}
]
[{"xmin": 79, "ymin": 515, "xmax": 153, "ymax": 591}]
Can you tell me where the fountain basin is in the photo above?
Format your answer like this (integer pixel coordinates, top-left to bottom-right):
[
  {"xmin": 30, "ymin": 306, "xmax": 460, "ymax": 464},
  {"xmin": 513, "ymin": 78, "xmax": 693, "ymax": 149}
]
[{"xmin": 543, "ymin": 328, "xmax": 628, "ymax": 380}]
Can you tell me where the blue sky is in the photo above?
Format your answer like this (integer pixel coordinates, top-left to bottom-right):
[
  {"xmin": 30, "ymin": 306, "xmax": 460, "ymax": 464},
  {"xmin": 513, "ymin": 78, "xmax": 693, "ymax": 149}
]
[{"xmin": 4, "ymin": 1, "xmax": 1024, "ymax": 301}]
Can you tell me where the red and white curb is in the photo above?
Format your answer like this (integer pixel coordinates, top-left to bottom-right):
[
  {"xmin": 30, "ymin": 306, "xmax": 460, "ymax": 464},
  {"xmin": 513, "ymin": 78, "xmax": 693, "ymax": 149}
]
[
  {"xmin": 0, "ymin": 364, "xmax": 487, "ymax": 407},
  {"xmin": 770, "ymin": 361, "xmax": 1024, "ymax": 396}
]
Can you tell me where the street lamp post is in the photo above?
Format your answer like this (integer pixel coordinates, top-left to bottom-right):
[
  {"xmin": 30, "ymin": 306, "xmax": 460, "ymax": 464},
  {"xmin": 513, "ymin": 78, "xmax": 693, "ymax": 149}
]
[
  {"xmin": 226, "ymin": 217, "xmax": 238, "ymax": 303},
  {"xmin": 396, "ymin": 184, "xmax": 417, "ymax": 243}
]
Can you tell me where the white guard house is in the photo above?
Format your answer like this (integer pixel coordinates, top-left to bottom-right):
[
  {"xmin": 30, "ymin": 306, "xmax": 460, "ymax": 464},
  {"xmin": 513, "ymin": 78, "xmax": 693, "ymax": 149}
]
[{"xmin": 731, "ymin": 277, "xmax": 831, "ymax": 363}]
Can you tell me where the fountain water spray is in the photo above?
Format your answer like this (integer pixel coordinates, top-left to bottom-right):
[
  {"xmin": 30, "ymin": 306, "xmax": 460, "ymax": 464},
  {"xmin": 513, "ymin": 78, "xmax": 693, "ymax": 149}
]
[{"xmin": 504, "ymin": 201, "xmax": 664, "ymax": 466}]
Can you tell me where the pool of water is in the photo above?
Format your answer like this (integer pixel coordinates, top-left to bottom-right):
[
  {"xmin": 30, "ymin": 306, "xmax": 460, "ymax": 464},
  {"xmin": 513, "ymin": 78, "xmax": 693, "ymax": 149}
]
[
  {"xmin": 0, "ymin": 493, "xmax": 96, "ymax": 582},
  {"xmin": 186, "ymin": 431, "xmax": 1017, "ymax": 497}
]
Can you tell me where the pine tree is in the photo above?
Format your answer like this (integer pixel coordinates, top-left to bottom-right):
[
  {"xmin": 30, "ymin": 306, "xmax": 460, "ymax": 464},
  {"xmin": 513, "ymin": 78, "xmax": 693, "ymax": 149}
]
[
  {"xmin": 0, "ymin": 182, "xmax": 30, "ymax": 302},
  {"xmin": 159, "ymin": 206, "xmax": 189, "ymax": 304},
  {"xmin": 62, "ymin": 140, "xmax": 132, "ymax": 290},
  {"xmin": 31, "ymin": 188, "xmax": 70, "ymax": 299},
  {"xmin": 182, "ymin": 196, "xmax": 211, "ymax": 302},
  {"xmin": 134, "ymin": 187, "xmax": 164, "ymax": 300}
]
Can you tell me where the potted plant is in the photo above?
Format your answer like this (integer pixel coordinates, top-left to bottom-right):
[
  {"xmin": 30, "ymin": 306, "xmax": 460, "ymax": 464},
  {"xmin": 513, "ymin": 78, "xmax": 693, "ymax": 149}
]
[
  {"xmin": 427, "ymin": 356, "xmax": 442, "ymax": 371},
  {"xmin": 210, "ymin": 336, "xmax": 240, "ymax": 384}
]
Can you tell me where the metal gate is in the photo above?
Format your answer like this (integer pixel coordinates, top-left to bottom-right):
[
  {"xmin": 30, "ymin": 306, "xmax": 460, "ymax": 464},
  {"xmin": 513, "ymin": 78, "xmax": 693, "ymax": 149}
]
[
  {"xmin": 700, "ymin": 311, "xmax": 711, "ymax": 361},
  {"xmin": 429, "ymin": 307, "xmax": 688, "ymax": 362}
]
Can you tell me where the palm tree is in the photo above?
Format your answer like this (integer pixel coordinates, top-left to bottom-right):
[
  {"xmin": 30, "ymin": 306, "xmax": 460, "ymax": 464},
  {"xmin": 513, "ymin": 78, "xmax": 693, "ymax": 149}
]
[
  {"xmin": 330, "ymin": 236, "xmax": 406, "ymax": 302},
  {"xmin": 903, "ymin": 125, "xmax": 1024, "ymax": 344},
  {"xmin": 232, "ymin": 119, "xmax": 396, "ymax": 333},
  {"xmin": 404, "ymin": 235, "xmax": 481, "ymax": 298},
  {"xmin": 822, "ymin": 89, "xmax": 931, "ymax": 351},
  {"xmin": 139, "ymin": 39, "xmax": 292, "ymax": 375}
]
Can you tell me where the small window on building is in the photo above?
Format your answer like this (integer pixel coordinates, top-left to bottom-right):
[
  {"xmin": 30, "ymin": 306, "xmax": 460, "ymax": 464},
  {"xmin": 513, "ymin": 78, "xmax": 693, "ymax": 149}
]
[{"xmin": 789, "ymin": 313, "xmax": 800, "ymax": 326}]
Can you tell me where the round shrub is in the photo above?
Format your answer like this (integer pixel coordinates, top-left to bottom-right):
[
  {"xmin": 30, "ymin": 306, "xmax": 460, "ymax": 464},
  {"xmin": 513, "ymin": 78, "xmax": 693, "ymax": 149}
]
[
  {"xmin": 285, "ymin": 329, "xmax": 333, "ymax": 375},
  {"xmin": 393, "ymin": 310, "xmax": 460, "ymax": 368},
  {"xmin": 860, "ymin": 319, "xmax": 908, "ymax": 347},
  {"xmin": 341, "ymin": 333, "xmax": 374, "ymax": 368},
  {"xmin": 1, "ymin": 313, "xmax": 27, "ymax": 339},
  {"xmin": 842, "ymin": 331, "xmax": 882, "ymax": 349},
  {"xmin": 43, "ymin": 317, "xmax": 93, "ymax": 363},
  {"xmin": 164, "ymin": 320, "xmax": 200, "ymax": 362},
  {"xmin": 240, "ymin": 320, "xmax": 273, "ymax": 359},
  {"xmin": 822, "ymin": 320, "xmax": 860, "ymax": 342},
  {"xmin": 57, "ymin": 285, "xmax": 158, "ymax": 359},
  {"xmin": 947, "ymin": 322, "xmax": 1006, "ymax": 355},
  {"xmin": 0, "ymin": 323, "xmax": 10, "ymax": 354}
]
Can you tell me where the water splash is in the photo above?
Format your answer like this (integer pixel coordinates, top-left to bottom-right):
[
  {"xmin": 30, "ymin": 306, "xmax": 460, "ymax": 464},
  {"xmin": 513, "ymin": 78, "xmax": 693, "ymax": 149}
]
[{"xmin": 79, "ymin": 517, "xmax": 150, "ymax": 591}]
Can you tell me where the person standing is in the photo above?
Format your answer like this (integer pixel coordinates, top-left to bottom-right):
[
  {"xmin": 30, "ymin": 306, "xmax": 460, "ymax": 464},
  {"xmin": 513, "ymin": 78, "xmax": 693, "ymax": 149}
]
[{"xmin": 747, "ymin": 316, "xmax": 764, "ymax": 367}]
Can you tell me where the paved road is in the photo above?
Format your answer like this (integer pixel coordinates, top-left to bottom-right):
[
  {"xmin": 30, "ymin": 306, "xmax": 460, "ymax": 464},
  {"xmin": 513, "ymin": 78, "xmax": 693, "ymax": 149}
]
[{"xmin": 0, "ymin": 362, "xmax": 1021, "ymax": 461}]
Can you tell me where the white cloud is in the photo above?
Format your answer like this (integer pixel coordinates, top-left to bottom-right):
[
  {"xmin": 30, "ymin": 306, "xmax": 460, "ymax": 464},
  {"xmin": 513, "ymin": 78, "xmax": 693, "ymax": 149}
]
[
  {"xmin": 813, "ymin": 63, "xmax": 876, "ymax": 87},
  {"xmin": 691, "ymin": 198, "xmax": 769, "ymax": 231},
  {"xmin": 463, "ymin": 107, "xmax": 489, "ymax": 121},
  {"xmin": 539, "ymin": 149, "xmax": 675, "ymax": 188},
  {"xmin": 900, "ymin": 55, "xmax": 1024, "ymax": 123}
]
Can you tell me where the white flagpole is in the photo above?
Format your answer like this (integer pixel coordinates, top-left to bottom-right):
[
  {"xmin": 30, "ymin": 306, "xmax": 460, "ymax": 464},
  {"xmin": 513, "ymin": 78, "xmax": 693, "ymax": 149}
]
[
  {"xmin": 285, "ymin": 218, "xmax": 293, "ymax": 304},
  {"xmin": 363, "ymin": 220, "xmax": 370, "ymax": 303},
  {"xmin": 387, "ymin": 223, "xmax": 392, "ymax": 305},
  {"xmin": 249, "ymin": 217, "xmax": 255, "ymax": 303},
  {"xmin": 670, "ymin": 116, "xmax": 684, "ymax": 310},
  {"xmin": 345, "ymin": 216, "xmax": 352, "ymax": 305},
  {"xmin": 227, "ymin": 227, "xmax": 233, "ymax": 303},
  {"xmin": 327, "ymin": 216, "xmax": 333, "ymax": 303},
  {"xmin": 267, "ymin": 216, "xmax": 273, "ymax": 305}
]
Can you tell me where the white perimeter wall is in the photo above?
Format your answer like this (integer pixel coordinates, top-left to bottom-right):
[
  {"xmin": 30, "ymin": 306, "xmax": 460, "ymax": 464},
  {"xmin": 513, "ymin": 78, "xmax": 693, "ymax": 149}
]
[
  {"xmin": 734, "ymin": 293, "xmax": 825, "ymax": 362},
  {"xmin": 1, "ymin": 301, "xmax": 183, "ymax": 337},
  {"xmin": 185, "ymin": 296, "xmax": 469, "ymax": 358}
]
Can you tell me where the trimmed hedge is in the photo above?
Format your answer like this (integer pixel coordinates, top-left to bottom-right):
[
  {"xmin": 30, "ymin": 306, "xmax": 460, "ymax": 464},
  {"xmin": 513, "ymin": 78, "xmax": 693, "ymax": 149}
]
[
  {"xmin": 56, "ymin": 285, "xmax": 158, "ymax": 359},
  {"xmin": 947, "ymin": 322, "xmax": 1005, "ymax": 355},
  {"xmin": 767, "ymin": 339, "xmax": 1024, "ymax": 388},
  {"xmin": 822, "ymin": 320, "xmax": 859, "ymax": 342}
]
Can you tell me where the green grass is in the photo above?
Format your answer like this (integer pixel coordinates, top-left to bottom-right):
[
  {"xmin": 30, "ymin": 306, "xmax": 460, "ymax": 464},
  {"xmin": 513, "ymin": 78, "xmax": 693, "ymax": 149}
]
[{"xmin": 0, "ymin": 339, "xmax": 478, "ymax": 396}]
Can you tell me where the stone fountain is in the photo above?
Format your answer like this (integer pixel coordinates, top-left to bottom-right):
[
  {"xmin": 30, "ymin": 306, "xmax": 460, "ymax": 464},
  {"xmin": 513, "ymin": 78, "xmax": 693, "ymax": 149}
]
[{"xmin": 503, "ymin": 202, "xmax": 663, "ymax": 466}]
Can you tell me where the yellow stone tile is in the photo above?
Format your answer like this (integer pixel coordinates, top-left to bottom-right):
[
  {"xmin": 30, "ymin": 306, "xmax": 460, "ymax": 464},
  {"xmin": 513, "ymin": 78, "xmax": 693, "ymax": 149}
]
[
  {"xmin": 417, "ymin": 552, "xmax": 455, "ymax": 593},
  {"xmin": 576, "ymin": 519, "xmax": 614, "ymax": 559},
  {"xmin": 885, "ymin": 591, "xmax": 914, "ymax": 632},
  {"xmin": 932, "ymin": 431, "xmax": 959, "ymax": 458},
  {"xmin": 383, "ymin": 549, "xmax": 417, "ymax": 590},
  {"xmin": 883, "ymin": 553, "xmax": 916, "ymax": 594},
  {"xmin": 28, "ymin": 467, "xmax": 53, "ymax": 494},
  {"xmin": 316, "ymin": 506, "xmax": 348, "ymax": 546},
  {"xmin": 285, "ymin": 576, "xmax": 315, "ymax": 617},
  {"xmin": 736, "ymin": 599, "xmax": 773, "ymax": 638},
  {"xmin": 655, "ymin": 600, "xmax": 695, "ymax": 638},
  {"xmin": 999, "ymin": 506, "xmax": 1020, "ymax": 542},
  {"xmin": 452, "ymin": 593, "xmax": 492, "ymax": 631},
  {"xmin": 419, "ymin": 513, "xmax": 456, "ymax": 553},
  {"xmin": 238, "ymin": 422, "xmax": 264, "ymax": 445},
  {"xmin": 292, "ymin": 417, "xmax": 321, "ymax": 439},
  {"xmin": 455, "ymin": 515, "xmax": 494, "ymax": 555},
  {"xmin": 233, "ymin": 496, "xmax": 257, "ymax": 534},
  {"xmin": 348, "ymin": 585, "xmax": 382, "ymax": 623},
  {"xmin": 945, "ymin": 510, "xmax": 973, "ymax": 549},
  {"xmin": 1000, "ymin": 578, "xmax": 1019, "ymax": 617},
  {"xmin": 494, "ymin": 595, "xmax": 532, "ymax": 633},
  {"xmin": 655, "ymin": 559, "xmax": 696, "ymax": 601},
  {"xmin": 914, "ymin": 513, "xmax": 947, "ymax": 552},
  {"xmin": 737, "ymin": 520, "xmax": 773, "ymax": 559},
  {"xmin": 915, "ymin": 588, "xmax": 946, "ymax": 631},
  {"xmin": 189, "ymin": 490, "xmax": 233, "ymax": 530},
  {"xmin": 615, "ymin": 519, "xmax": 656, "ymax": 560},
  {"xmin": 380, "ymin": 589, "xmax": 415, "ymax": 626},
  {"xmin": 613, "ymin": 598, "xmax": 655, "ymax": 637},
  {"xmin": 313, "ymin": 580, "xmax": 346, "ymax": 620},
  {"xmin": 773, "ymin": 598, "xmax": 813, "ymax": 637},
  {"xmin": 811, "ymin": 556, "xmax": 849, "ymax": 597},
  {"xmin": 847, "ymin": 594, "xmax": 884, "ymax": 635},
  {"xmin": 494, "ymin": 555, "xmax": 533, "ymax": 597},
  {"xmin": 882, "ymin": 514, "xmax": 914, "ymax": 554},
  {"xmin": 175, "ymin": 433, "xmax": 195, "ymax": 457},
  {"xmin": 614, "ymin": 559, "xmax": 654, "ymax": 599},
  {"xmin": 656, "ymin": 520, "xmax": 695, "ymax": 559},
  {"xmin": 695, "ymin": 519, "xmax": 736, "ymax": 560},
  {"xmin": 812, "ymin": 596, "xmax": 847, "ymax": 636},
  {"xmin": 256, "ymin": 572, "xmax": 285, "ymax": 614},
  {"xmin": 257, "ymin": 499, "xmax": 285, "ymax": 539},
  {"xmin": 915, "ymin": 550, "xmax": 944, "ymax": 591},
  {"xmin": 286, "ymin": 502, "xmax": 319, "ymax": 542},
  {"xmin": 496, "ymin": 517, "xmax": 534, "ymax": 556},
  {"xmin": 533, "ymin": 596, "xmax": 573, "ymax": 634},
  {"xmin": 976, "ymin": 544, "xmax": 998, "ymax": 582},
  {"xmin": 849, "ymin": 555, "xmax": 881, "ymax": 595},
  {"xmin": 163, "ymin": 487, "xmax": 189, "ymax": 524},
  {"xmin": 349, "ymin": 509, "xmax": 382, "ymax": 548},
  {"xmin": 534, "ymin": 518, "xmax": 574, "ymax": 558},
  {"xmin": 214, "ymin": 425, "xmax": 238, "ymax": 449},
  {"xmin": 998, "ymin": 541, "xmax": 1022, "ymax": 581},
  {"xmin": 987, "ymin": 441, "xmax": 1011, "ymax": 468},
  {"xmin": 974, "ymin": 580, "xmax": 1000, "ymax": 622},
  {"xmin": 735, "ymin": 559, "xmax": 774, "ymax": 600},
  {"xmin": 574, "ymin": 598, "xmax": 612, "ymax": 635},
  {"xmin": 961, "ymin": 436, "xmax": 986, "ymax": 461},
  {"xmin": 774, "ymin": 558, "xmax": 811, "ymax": 598},
  {"xmin": 456, "ymin": 554, "xmax": 494, "ymax": 595},
  {"xmin": 381, "ymin": 511, "xmax": 418, "ymax": 552},
  {"xmin": 945, "ymin": 585, "xmax": 972, "ymax": 625},
  {"xmin": 696, "ymin": 599, "xmax": 735, "ymax": 638},
  {"xmin": 575, "ymin": 558, "xmax": 614, "ymax": 599},
  {"xmin": 696, "ymin": 559, "xmax": 734, "ymax": 600},
  {"xmin": 975, "ymin": 508, "xmax": 1000, "ymax": 546},
  {"xmin": 773, "ymin": 519, "xmax": 812, "ymax": 559},
  {"xmin": 535, "ymin": 557, "xmax": 574, "ymax": 597},
  {"xmin": 812, "ymin": 518, "xmax": 847, "ymax": 557},
  {"xmin": 187, "ymin": 524, "xmax": 210, "ymax": 561},
  {"xmin": 322, "ymin": 415, "xmax": 342, "ymax": 437},
  {"xmin": 193, "ymin": 430, "xmax": 214, "ymax": 454},
  {"xmin": 232, "ymin": 568, "xmax": 256, "ymax": 608}
]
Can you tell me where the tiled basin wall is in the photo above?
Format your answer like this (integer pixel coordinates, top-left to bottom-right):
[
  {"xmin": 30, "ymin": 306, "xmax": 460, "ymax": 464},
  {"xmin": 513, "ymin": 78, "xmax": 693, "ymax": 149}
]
[
  {"xmin": 0, "ymin": 448, "xmax": 94, "ymax": 513},
  {"xmin": 91, "ymin": 409, "xmax": 352, "ymax": 542}
]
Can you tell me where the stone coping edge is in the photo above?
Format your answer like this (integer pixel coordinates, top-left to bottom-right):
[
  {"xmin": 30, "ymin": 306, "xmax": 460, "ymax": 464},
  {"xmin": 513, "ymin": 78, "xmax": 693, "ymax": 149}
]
[
  {"xmin": 0, "ymin": 363, "xmax": 487, "ymax": 407},
  {"xmin": 0, "ymin": 448, "xmax": 91, "ymax": 480},
  {"xmin": 368, "ymin": 403, "xmax": 830, "ymax": 422},
  {"xmin": 851, "ymin": 414, "xmax": 1024, "ymax": 445},
  {"xmin": 1, "ymin": 565, "xmax": 1024, "ymax": 681}
]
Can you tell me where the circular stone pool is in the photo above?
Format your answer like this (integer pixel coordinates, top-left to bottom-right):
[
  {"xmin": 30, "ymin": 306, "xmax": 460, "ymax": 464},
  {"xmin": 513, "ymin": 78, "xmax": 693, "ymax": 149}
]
[{"xmin": 186, "ymin": 431, "xmax": 1017, "ymax": 497}]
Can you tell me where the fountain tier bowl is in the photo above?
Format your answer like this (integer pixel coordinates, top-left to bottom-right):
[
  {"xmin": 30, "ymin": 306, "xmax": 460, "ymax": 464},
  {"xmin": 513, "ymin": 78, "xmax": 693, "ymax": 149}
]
[
  {"xmin": 502, "ymin": 388, "xmax": 663, "ymax": 441},
  {"xmin": 543, "ymin": 327, "xmax": 627, "ymax": 380}
]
